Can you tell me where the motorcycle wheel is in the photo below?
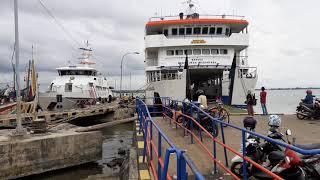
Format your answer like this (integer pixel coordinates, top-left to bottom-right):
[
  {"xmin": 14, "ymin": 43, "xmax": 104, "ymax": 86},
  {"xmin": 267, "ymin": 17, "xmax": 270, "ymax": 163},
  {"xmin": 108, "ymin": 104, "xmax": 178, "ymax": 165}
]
[
  {"xmin": 218, "ymin": 108, "xmax": 230, "ymax": 127},
  {"xmin": 207, "ymin": 121, "xmax": 219, "ymax": 137},
  {"xmin": 176, "ymin": 115, "xmax": 183, "ymax": 123},
  {"xmin": 296, "ymin": 111, "xmax": 307, "ymax": 120},
  {"xmin": 231, "ymin": 162, "xmax": 248, "ymax": 178}
]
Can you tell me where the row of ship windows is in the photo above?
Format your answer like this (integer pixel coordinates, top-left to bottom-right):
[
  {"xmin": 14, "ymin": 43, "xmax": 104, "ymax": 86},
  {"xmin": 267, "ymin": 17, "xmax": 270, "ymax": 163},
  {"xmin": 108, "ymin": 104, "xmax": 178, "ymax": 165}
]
[
  {"xmin": 166, "ymin": 49, "xmax": 228, "ymax": 56},
  {"xmin": 164, "ymin": 27, "xmax": 230, "ymax": 36},
  {"xmin": 58, "ymin": 70, "xmax": 97, "ymax": 76},
  {"xmin": 64, "ymin": 83, "xmax": 108, "ymax": 92}
]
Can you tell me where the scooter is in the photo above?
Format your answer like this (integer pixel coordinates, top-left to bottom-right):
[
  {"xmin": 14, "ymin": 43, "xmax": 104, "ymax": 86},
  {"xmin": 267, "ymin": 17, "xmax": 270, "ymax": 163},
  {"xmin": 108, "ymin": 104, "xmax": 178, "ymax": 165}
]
[
  {"xmin": 231, "ymin": 123, "xmax": 287, "ymax": 178},
  {"xmin": 230, "ymin": 128, "xmax": 263, "ymax": 178},
  {"xmin": 296, "ymin": 98, "xmax": 320, "ymax": 120},
  {"xmin": 270, "ymin": 129, "xmax": 320, "ymax": 179}
]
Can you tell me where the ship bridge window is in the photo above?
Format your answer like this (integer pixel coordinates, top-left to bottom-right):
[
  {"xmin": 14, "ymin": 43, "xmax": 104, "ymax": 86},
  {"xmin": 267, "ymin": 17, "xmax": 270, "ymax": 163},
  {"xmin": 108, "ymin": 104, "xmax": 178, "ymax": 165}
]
[
  {"xmin": 193, "ymin": 27, "xmax": 201, "ymax": 35},
  {"xmin": 216, "ymin": 27, "xmax": 223, "ymax": 34},
  {"xmin": 202, "ymin": 27, "xmax": 208, "ymax": 34},
  {"xmin": 209, "ymin": 27, "xmax": 215, "ymax": 34},
  {"xmin": 184, "ymin": 49, "xmax": 192, "ymax": 55},
  {"xmin": 202, "ymin": 49, "xmax": 210, "ymax": 55},
  {"xmin": 175, "ymin": 50, "xmax": 183, "ymax": 55},
  {"xmin": 220, "ymin": 49, "xmax": 228, "ymax": 54},
  {"xmin": 186, "ymin": 28, "xmax": 192, "ymax": 35},
  {"xmin": 172, "ymin": 28, "xmax": 178, "ymax": 35},
  {"xmin": 193, "ymin": 49, "xmax": 201, "ymax": 55},
  {"xmin": 65, "ymin": 83, "xmax": 72, "ymax": 92},
  {"xmin": 179, "ymin": 28, "xmax": 185, "ymax": 35},
  {"xmin": 59, "ymin": 70, "xmax": 95, "ymax": 76},
  {"xmin": 211, "ymin": 49, "xmax": 219, "ymax": 54},
  {"xmin": 166, "ymin": 50, "xmax": 174, "ymax": 56}
]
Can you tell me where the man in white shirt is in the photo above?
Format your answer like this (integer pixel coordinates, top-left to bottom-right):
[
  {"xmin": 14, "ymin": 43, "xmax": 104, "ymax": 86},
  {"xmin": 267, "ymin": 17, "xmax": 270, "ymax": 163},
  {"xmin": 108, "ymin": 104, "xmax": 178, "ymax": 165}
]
[{"xmin": 197, "ymin": 89, "xmax": 208, "ymax": 109}]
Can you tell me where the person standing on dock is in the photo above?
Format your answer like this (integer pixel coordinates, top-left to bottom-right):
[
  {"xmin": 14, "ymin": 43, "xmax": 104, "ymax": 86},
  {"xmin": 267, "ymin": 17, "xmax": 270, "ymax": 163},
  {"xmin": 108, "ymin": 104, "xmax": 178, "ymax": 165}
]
[
  {"xmin": 260, "ymin": 87, "xmax": 268, "ymax": 115},
  {"xmin": 246, "ymin": 90, "xmax": 254, "ymax": 116}
]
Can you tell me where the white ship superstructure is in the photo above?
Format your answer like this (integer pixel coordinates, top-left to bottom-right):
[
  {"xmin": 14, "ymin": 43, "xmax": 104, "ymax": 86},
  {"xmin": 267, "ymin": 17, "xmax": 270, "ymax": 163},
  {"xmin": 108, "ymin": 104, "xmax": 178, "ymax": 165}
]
[
  {"xmin": 39, "ymin": 43, "xmax": 113, "ymax": 110},
  {"xmin": 144, "ymin": 2, "xmax": 257, "ymax": 106}
]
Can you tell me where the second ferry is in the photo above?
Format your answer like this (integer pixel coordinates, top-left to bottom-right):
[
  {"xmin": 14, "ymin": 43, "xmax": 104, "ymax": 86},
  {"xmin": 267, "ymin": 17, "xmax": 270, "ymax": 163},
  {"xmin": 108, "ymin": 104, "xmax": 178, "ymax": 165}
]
[{"xmin": 39, "ymin": 42, "xmax": 114, "ymax": 111}]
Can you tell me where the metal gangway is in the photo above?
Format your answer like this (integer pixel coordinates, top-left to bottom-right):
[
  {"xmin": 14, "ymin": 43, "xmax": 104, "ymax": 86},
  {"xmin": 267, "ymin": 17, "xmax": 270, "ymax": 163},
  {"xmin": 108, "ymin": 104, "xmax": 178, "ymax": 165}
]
[{"xmin": 136, "ymin": 97, "xmax": 320, "ymax": 180}]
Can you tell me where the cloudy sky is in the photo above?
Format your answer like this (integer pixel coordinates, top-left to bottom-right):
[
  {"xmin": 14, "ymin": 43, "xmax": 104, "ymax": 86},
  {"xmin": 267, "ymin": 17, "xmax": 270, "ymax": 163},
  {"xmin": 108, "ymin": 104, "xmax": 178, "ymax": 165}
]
[{"xmin": 0, "ymin": 0, "xmax": 319, "ymax": 90}]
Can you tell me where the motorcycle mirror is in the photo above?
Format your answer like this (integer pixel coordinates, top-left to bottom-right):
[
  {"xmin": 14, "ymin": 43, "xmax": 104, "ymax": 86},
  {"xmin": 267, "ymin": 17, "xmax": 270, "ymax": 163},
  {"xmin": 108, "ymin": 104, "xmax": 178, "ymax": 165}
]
[{"xmin": 286, "ymin": 129, "xmax": 292, "ymax": 136}]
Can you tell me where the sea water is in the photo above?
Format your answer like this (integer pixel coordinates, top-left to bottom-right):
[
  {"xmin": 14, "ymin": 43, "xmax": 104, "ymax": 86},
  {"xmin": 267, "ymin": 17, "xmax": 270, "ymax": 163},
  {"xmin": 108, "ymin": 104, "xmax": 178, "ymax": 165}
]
[
  {"xmin": 24, "ymin": 121, "xmax": 134, "ymax": 179},
  {"xmin": 254, "ymin": 89, "xmax": 320, "ymax": 114}
]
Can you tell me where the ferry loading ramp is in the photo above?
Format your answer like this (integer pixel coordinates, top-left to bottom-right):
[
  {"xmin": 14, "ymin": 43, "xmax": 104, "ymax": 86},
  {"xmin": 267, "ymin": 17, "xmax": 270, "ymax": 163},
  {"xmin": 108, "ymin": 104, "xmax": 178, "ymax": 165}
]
[{"xmin": 136, "ymin": 97, "xmax": 320, "ymax": 179}]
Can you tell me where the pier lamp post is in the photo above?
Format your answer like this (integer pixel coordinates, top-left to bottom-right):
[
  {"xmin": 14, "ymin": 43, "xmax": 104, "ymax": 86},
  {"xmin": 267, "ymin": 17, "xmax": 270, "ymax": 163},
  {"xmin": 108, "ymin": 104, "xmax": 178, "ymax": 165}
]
[{"xmin": 120, "ymin": 52, "xmax": 139, "ymax": 98}]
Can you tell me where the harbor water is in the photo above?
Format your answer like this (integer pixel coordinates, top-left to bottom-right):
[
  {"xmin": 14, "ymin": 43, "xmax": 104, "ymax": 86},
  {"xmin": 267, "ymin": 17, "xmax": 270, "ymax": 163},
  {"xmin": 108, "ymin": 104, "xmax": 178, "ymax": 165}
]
[
  {"xmin": 24, "ymin": 118, "xmax": 134, "ymax": 180},
  {"xmin": 254, "ymin": 89, "xmax": 320, "ymax": 114}
]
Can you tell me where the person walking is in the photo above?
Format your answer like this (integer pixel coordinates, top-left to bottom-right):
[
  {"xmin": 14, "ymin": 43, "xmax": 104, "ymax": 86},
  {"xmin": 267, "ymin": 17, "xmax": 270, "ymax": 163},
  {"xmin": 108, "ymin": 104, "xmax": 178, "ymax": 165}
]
[
  {"xmin": 260, "ymin": 87, "xmax": 268, "ymax": 115},
  {"xmin": 246, "ymin": 90, "xmax": 254, "ymax": 116}
]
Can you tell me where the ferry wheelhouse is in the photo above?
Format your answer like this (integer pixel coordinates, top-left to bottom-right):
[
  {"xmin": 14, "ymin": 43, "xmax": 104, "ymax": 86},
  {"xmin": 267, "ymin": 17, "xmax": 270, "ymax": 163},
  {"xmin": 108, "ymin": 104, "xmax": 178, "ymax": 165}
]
[
  {"xmin": 144, "ymin": 3, "xmax": 257, "ymax": 106},
  {"xmin": 39, "ymin": 43, "xmax": 113, "ymax": 110}
]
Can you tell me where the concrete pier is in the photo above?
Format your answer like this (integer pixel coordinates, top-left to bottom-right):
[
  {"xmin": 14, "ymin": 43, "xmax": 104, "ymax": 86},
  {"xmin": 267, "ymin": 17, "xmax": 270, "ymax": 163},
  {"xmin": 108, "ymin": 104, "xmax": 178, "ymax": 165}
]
[{"xmin": 0, "ymin": 130, "xmax": 102, "ymax": 179}]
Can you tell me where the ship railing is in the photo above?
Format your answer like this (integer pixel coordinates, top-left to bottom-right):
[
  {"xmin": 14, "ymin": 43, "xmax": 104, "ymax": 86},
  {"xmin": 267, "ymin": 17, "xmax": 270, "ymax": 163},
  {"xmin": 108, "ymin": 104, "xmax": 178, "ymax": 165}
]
[
  {"xmin": 160, "ymin": 72, "xmax": 182, "ymax": 81},
  {"xmin": 144, "ymin": 97, "xmax": 320, "ymax": 180},
  {"xmin": 136, "ymin": 98, "xmax": 205, "ymax": 180},
  {"xmin": 165, "ymin": 34, "xmax": 231, "ymax": 39},
  {"xmin": 238, "ymin": 67, "xmax": 257, "ymax": 79},
  {"xmin": 146, "ymin": 58, "xmax": 158, "ymax": 66},
  {"xmin": 148, "ymin": 71, "xmax": 183, "ymax": 83},
  {"xmin": 149, "ymin": 14, "xmax": 246, "ymax": 22}
]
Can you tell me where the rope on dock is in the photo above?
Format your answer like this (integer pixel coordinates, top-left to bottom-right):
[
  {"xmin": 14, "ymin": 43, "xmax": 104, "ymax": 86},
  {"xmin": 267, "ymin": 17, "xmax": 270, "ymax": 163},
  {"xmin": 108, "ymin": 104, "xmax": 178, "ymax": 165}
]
[{"xmin": 75, "ymin": 116, "xmax": 137, "ymax": 132}]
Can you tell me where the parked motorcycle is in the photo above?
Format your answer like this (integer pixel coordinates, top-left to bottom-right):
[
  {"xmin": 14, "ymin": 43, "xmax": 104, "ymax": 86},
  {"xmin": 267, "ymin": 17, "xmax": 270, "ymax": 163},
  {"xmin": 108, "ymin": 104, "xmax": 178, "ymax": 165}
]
[
  {"xmin": 270, "ymin": 129, "xmax": 320, "ymax": 180},
  {"xmin": 230, "ymin": 117, "xmax": 261, "ymax": 177},
  {"xmin": 296, "ymin": 98, "xmax": 320, "ymax": 120},
  {"xmin": 231, "ymin": 117, "xmax": 287, "ymax": 178},
  {"xmin": 253, "ymin": 129, "xmax": 320, "ymax": 180}
]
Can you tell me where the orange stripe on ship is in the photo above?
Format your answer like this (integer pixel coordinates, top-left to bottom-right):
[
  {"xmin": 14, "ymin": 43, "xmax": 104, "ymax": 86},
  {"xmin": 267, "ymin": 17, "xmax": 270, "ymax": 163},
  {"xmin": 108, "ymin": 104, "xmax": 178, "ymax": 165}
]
[{"xmin": 146, "ymin": 18, "xmax": 249, "ymax": 27}]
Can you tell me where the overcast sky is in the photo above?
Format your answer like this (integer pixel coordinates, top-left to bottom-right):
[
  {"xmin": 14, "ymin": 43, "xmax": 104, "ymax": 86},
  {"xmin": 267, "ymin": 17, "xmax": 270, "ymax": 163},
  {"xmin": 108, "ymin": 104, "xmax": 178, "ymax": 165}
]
[{"xmin": 0, "ymin": 0, "xmax": 319, "ymax": 90}]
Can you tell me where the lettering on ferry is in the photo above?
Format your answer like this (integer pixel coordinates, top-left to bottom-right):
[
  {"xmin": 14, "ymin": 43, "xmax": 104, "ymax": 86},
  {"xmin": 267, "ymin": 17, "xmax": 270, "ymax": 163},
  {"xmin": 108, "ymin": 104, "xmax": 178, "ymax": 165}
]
[
  {"xmin": 191, "ymin": 39, "xmax": 206, "ymax": 44},
  {"xmin": 178, "ymin": 59, "xmax": 217, "ymax": 65}
]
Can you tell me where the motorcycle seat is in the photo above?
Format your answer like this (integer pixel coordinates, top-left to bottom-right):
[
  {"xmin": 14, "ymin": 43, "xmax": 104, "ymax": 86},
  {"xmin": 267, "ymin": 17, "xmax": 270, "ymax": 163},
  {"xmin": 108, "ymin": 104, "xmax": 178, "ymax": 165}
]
[
  {"xmin": 296, "ymin": 143, "xmax": 320, "ymax": 150},
  {"xmin": 268, "ymin": 151, "xmax": 285, "ymax": 162}
]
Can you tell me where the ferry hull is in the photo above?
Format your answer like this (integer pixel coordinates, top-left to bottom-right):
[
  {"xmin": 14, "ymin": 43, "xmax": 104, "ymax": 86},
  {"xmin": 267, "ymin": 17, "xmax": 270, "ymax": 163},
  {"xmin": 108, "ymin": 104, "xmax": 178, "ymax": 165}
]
[{"xmin": 39, "ymin": 92, "xmax": 109, "ymax": 111}]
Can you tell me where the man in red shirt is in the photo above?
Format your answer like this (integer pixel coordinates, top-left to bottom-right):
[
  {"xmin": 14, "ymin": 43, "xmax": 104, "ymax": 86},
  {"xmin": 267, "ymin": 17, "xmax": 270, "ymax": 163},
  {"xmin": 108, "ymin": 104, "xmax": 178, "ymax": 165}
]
[{"xmin": 260, "ymin": 87, "xmax": 268, "ymax": 115}]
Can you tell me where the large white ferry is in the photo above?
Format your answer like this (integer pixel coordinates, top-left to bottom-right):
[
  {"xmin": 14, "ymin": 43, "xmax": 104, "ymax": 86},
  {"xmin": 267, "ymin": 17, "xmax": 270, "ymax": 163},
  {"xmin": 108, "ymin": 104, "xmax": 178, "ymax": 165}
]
[
  {"xmin": 39, "ymin": 42, "xmax": 113, "ymax": 110},
  {"xmin": 144, "ymin": 1, "xmax": 257, "ymax": 106}
]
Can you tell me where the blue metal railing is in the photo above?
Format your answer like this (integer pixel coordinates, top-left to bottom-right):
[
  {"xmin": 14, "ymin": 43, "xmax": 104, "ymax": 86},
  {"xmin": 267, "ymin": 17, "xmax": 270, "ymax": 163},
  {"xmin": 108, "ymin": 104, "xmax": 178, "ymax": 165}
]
[
  {"xmin": 136, "ymin": 98, "xmax": 205, "ymax": 180},
  {"xmin": 161, "ymin": 97, "xmax": 320, "ymax": 180}
]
